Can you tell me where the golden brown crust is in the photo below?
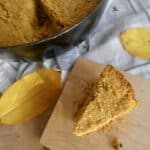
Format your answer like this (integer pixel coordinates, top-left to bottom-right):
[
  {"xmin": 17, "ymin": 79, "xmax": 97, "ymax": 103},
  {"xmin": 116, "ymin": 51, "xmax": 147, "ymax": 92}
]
[
  {"xmin": 73, "ymin": 65, "xmax": 138, "ymax": 136},
  {"xmin": 103, "ymin": 65, "xmax": 136, "ymax": 98}
]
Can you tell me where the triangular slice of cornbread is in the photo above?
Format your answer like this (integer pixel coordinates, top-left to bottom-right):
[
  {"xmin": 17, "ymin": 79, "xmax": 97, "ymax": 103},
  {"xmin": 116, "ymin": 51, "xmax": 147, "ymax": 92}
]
[{"xmin": 73, "ymin": 65, "xmax": 138, "ymax": 136}]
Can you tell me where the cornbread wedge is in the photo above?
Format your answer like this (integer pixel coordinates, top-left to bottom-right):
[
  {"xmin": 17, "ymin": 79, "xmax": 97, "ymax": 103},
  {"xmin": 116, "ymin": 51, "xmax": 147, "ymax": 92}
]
[
  {"xmin": 73, "ymin": 65, "xmax": 138, "ymax": 136},
  {"xmin": 40, "ymin": 0, "xmax": 100, "ymax": 27}
]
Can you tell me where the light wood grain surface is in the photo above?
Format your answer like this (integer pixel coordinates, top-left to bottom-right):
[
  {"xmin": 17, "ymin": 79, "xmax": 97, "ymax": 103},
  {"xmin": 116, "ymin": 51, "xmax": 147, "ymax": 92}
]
[
  {"xmin": 41, "ymin": 57, "xmax": 150, "ymax": 150},
  {"xmin": 0, "ymin": 108, "xmax": 52, "ymax": 150}
]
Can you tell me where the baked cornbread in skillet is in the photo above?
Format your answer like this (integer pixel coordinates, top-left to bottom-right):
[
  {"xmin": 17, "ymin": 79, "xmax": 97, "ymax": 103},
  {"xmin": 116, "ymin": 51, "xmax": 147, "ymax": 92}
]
[{"xmin": 0, "ymin": 0, "xmax": 100, "ymax": 46}]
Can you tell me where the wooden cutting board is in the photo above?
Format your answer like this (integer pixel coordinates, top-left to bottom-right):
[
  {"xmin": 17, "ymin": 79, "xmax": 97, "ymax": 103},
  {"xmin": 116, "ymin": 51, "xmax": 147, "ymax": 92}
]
[
  {"xmin": 40, "ymin": 57, "xmax": 150, "ymax": 150},
  {"xmin": 0, "ymin": 108, "xmax": 52, "ymax": 150}
]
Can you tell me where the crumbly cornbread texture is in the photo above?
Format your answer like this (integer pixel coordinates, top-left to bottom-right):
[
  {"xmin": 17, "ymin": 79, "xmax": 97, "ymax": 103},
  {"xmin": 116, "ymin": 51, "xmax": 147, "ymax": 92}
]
[
  {"xmin": 0, "ymin": 0, "xmax": 55, "ymax": 46},
  {"xmin": 0, "ymin": 0, "xmax": 38, "ymax": 46},
  {"xmin": 0, "ymin": 0, "xmax": 100, "ymax": 46},
  {"xmin": 40, "ymin": 0, "xmax": 100, "ymax": 28},
  {"xmin": 73, "ymin": 65, "xmax": 138, "ymax": 136}
]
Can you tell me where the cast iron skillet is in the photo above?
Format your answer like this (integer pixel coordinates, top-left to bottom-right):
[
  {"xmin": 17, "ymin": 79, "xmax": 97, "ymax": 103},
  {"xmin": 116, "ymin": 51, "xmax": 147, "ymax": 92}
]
[{"xmin": 0, "ymin": 0, "xmax": 110, "ymax": 59}]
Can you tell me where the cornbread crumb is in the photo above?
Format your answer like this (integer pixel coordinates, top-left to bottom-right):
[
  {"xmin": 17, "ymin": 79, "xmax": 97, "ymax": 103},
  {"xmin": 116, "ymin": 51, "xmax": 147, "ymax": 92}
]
[
  {"xmin": 73, "ymin": 65, "xmax": 138, "ymax": 136},
  {"xmin": 111, "ymin": 137, "xmax": 123, "ymax": 150}
]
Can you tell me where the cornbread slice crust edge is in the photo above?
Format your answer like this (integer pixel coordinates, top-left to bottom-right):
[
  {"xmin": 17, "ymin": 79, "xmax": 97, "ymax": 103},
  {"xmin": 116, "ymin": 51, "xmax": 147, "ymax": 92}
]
[{"xmin": 73, "ymin": 65, "xmax": 138, "ymax": 136}]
